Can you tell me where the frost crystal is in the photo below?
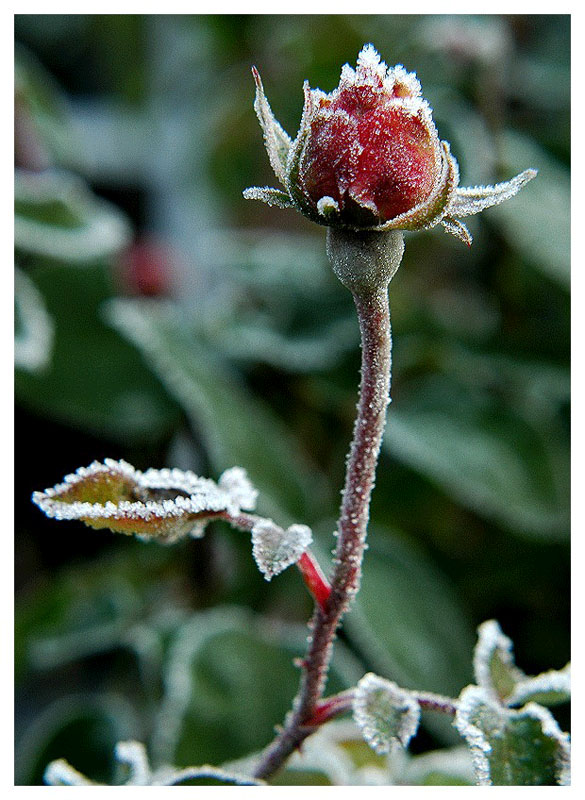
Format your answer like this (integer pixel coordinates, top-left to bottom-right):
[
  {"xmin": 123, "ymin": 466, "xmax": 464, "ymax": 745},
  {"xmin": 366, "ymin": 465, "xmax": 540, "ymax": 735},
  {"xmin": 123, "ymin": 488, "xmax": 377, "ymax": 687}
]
[
  {"xmin": 251, "ymin": 519, "xmax": 312, "ymax": 580},
  {"xmin": 353, "ymin": 673, "xmax": 420, "ymax": 754},
  {"xmin": 32, "ymin": 459, "xmax": 257, "ymax": 543}
]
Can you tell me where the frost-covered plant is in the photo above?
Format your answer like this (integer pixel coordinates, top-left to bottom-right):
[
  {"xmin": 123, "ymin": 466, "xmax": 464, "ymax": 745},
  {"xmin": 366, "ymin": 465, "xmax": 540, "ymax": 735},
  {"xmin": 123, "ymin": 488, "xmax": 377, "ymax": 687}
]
[{"xmin": 33, "ymin": 45, "xmax": 569, "ymax": 786}]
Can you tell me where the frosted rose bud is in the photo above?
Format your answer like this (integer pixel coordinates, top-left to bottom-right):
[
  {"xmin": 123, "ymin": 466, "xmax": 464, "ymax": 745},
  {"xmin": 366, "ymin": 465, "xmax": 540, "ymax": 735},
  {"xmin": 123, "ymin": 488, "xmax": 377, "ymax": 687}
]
[
  {"xmin": 296, "ymin": 50, "xmax": 441, "ymax": 226},
  {"xmin": 244, "ymin": 44, "xmax": 537, "ymax": 245}
]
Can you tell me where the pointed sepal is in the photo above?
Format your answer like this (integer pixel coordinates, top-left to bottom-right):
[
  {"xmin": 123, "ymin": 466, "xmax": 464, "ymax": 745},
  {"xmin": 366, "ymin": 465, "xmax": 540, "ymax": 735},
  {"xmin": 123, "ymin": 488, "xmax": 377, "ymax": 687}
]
[
  {"xmin": 251, "ymin": 66, "xmax": 292, "ymax": 186},
  {"xmin": 448, "ymin": 169, "xmax": 537, "ymax": 218},
  {"xmin": 242, "ymin": 186, "xmax": 295, "ymax": 209}
]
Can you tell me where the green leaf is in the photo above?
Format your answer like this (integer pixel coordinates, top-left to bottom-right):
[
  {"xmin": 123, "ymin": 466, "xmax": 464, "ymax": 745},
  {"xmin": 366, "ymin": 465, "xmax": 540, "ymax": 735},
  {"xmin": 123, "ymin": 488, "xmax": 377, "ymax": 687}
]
[
  {"xmin": 472, "ymin": 620, "xmax": 570, "ymax": 708},
  {"xmin": 473, "ymin": 620, "xmax": 523, "ymax": 701},
  {"xmin": 454, "ymin": 686, "xmax": 570, "ymax": 785},
  {"xmin": 105, "ymin": 298, "xmax": 327, "ymax": 522},
  {"xmin": 15, "ymin": 264, "xmax": 182, "ymax": 443},
  {"xmin": 15, "ymin": 265, "xmax": 54, "ymax": 373},
  {"xmin": 385, "ymin": 373, "xmax": 569, "ymax": 539},
  {"xmin": 15, "ymin": 170, "xmax": 132, "ymax": 263},
  {"xmin": 341, "ymin": 528, "xmax": 474, "ymax": 710},
  {"xmin": 15, "ymin": 694, "xmax": 140, "ymax": 786},
  {"xmin": 353, "ymin": 673, "xmax": 420, "ymax": 754},
  {"xmin": 152, "ymin": 606, "xmax": 351, "ymax": 767},
  {"xmin": 506, "ymin": 664, "xmax": 571, "ymax": 708}
]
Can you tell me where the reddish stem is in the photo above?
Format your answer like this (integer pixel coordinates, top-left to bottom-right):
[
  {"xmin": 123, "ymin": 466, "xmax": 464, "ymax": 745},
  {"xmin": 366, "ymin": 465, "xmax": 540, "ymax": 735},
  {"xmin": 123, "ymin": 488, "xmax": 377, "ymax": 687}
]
[
  {"xmin": 252, "ymin": 285, "xmax": 392, "ymax": 781},
  {"xmin": 297, "ymin": 551, "xmax": 331, "ymax": 611}
]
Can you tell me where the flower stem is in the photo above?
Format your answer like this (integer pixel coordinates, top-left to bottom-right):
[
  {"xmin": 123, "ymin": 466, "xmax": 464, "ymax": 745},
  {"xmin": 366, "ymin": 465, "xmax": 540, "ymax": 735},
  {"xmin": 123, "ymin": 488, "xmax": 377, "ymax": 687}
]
[{"xmin": 253, "ymin": 233, "xmax": 398, "ymax": 780}]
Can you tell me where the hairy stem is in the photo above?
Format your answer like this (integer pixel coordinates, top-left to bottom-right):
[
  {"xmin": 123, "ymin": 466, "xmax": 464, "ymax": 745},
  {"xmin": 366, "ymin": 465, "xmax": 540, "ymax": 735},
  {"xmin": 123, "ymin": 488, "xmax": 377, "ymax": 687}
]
[{"xmin": 253, "ymin": 279, "xmax": 393, "ymax": 781}]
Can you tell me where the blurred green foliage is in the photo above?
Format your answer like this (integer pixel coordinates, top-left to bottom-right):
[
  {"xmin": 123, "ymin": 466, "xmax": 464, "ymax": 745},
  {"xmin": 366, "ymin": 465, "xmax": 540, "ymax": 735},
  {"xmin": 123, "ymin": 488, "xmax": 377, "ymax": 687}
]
[{"xmin": 15, "ymin": 14, "xmax": 569, "ymax": 785}]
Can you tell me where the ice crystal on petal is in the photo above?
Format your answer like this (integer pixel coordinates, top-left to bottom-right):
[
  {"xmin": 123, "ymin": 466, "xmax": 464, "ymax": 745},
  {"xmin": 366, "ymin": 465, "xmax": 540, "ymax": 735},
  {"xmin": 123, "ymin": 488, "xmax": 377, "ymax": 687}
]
[
  {"xmin": 115, "ymin": 741, "xmax": 152, "ymax": 785},
  {"xmin": 251, "ymin": 519, "xmax": 312, "ymax": 580},
  {"xmin": 32, "ymin": 459, "xmax": 258, "ymax": 543},
  {"xmin": 353, "ymin": 673, "xmax": 421, "ymax": 754}
]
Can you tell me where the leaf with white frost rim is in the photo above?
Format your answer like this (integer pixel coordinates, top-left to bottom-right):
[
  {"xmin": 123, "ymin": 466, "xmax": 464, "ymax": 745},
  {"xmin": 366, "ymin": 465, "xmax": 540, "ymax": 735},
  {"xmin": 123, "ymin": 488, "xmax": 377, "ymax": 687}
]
[
  {"xmin": 473, "ymin": 620, "xmax": 570, "ymax": 707},
  {"xmin": 454, "ymin": 685, "xmax": 570, "ymax": 785},
  {"xmin": 506, "ymin": 663, "xmax": 571, "ymax": 708},
  {"xmin": 353, "ymin": 672, "xmax": 420, "ymax": 754},
  {"xmin": 473, "ymin": 619, "xmax": 523, "ymax": 701},
  {"xmin": 44, "ymin": 739, "xmax": 264, "ymax": 786},
  {"xmin": 251, "ymin": 519, "xmax": 312, "ymax": 580},
  {"xmin": 32, "ymin": 459, "xmax": 258, "ymax": 543}
]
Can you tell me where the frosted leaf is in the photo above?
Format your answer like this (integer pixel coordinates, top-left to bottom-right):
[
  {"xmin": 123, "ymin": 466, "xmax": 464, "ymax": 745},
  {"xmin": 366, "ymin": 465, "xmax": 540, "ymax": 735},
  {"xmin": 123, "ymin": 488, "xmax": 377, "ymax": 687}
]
[
  {"xmin": 32, "ymin": 459, "xmax": 258, "ymax": 543},
  {"xmin": 353, "ymin": 673, "xmax": 421, "ymax": 754},
  {"xmin": 217, "ymin": 466, "xmax": 258, "ymax": 513},
  {"xmin": 45, "ymin": 740, "xmax": 264, "ymax": 786},
  {"xmin": 15, "ymin": 169, "xmax": 131, "ymax": 262},
  {"xmin": 252, "ymin": 66, "xmax": 292, "ymax": 185},
  {"xmin": 44, "ymin": 759, "xmax": 96, "ymax": 785},
  {"xmin": 151, "ymin": 765, "xmax": 263, "ymax": 786},
  {"xmin": 115, "ymin": 741, "xmax": 152, "ymax": 785},
  {"xmin": 14, "ymin": 265, "xmax": 54, "ymax": 373},
  {"xmin": 448, "ymin": 169, "xmax": 537, "ymax": 218},
  {"xmin": 473, "ymin": 620, "xmax": 523, "ymax": 701},
  {"xmin": 251, "ymin": 519, "xmax": 312, "ymax": 580},
  {"xmin": 473, "ymin": 620, "xmax": 570, "ymax": 709},
  {"xmin": 242, "ymin": 186, "xmax": 294, "ymax": 209},
  {"xmin": 454, "ymin": 685, "xmax": 570, "ymax": 785},
  {"xmin": 506, "ymin": 663, "xmax": 571, "ymax": 708}
]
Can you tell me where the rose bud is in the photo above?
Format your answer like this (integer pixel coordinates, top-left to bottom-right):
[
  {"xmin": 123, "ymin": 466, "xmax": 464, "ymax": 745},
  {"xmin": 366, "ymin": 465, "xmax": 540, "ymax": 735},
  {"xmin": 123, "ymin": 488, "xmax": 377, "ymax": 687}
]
[{"xmin": 244, "ymin": 44, "xmax": 536, "ymax": 245}]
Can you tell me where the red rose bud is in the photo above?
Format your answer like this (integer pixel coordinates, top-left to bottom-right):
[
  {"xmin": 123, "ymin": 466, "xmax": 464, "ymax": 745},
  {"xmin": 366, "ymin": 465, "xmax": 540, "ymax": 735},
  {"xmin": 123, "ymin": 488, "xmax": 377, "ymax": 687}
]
[
  {"xmin": 296, "ymin": 47, "xmax": 441, "ymax": 226},
  {"xmin": 244, "ymin": 44, "xmax": 537, "ymax": 245}
]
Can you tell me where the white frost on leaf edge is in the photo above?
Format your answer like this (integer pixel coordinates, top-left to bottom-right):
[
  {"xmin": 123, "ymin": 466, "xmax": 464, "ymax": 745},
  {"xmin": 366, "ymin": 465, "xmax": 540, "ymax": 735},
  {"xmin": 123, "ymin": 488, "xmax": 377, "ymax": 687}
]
[
  {"xmin": 473, "ymin": 619, "xmax": 522, "ymax": 697},
  {"xmin": 353, "ymin": 672, "xmax": 421, "ymax": 755},
  {"xmin": 32, "ymin": 459, "xmax": 257, "ymax": 542},
  {"xmin": 44, "ymin": 740, "xmax": 264, "ymax": 786},
  {"xmin": 507, "ymin": 663, "xmax": 571, "ymax": 708},
  {"xmin": 251, "ymin": 519, "xmax": 312, "ymax": 580},
  {"xmin": 15, "ymin": 265, "xmax": 55, "ymax": 373},
  {"xmin": 454, "ymin": 685, "xmax": 571, "ymax": 786}
]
